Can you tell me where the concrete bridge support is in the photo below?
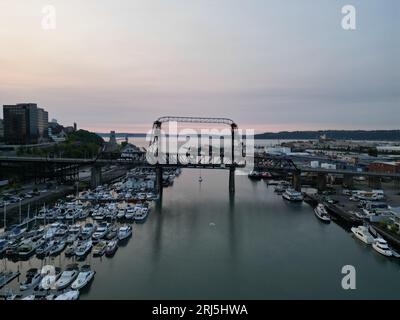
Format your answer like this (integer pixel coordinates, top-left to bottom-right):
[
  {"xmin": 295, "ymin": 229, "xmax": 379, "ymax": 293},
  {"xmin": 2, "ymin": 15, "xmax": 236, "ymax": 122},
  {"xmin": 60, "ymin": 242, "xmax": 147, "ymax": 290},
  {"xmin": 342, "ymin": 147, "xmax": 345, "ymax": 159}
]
[
  {"xmin": 368, "ymin": 176, "xmax": 382, "ymax": 189},
  {"xmin": 343, "ymin": 174, "xmax": 354, "ymax": 189},
  {"xmin": 91, "ymin": 165, "xmax": 102, "ymax": 188},
  {"xmin": 292, "ymin": 173, "xmax": 302, "ymax": 192},
  {"xmin": 395, "ymin": 178, "xmax": 400, "ymax": 189},
  {"xmin": 317, "ymin": 173, "xmax": 327, "ymax": 191},
  {"xmin": 229, "ymin": 167, "xmax": 235, "ymax": 193},
  {"xmin": 155, "ymin": 166, "xmax": 163, "ymax": 197}
]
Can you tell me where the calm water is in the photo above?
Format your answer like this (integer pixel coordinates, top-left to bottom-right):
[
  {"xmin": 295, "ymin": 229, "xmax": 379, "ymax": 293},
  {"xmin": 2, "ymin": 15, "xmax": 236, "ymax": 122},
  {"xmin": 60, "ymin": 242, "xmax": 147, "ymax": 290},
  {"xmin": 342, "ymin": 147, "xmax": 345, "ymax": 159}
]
[{"xmin": 3, "ymin": 168, "xmax": 400, "ymax": 300}]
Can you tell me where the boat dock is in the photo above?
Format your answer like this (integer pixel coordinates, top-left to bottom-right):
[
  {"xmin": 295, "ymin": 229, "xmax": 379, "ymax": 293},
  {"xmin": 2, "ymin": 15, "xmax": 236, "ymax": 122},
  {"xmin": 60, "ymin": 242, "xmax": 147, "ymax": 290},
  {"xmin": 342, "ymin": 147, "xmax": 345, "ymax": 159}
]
[
  {"xmin": 0, "ymin": 271, "xmax": 21, "ymax": 289},
  {"xmin": 304, "ymin": 193, "xmax": 362, "ymax": 225}
]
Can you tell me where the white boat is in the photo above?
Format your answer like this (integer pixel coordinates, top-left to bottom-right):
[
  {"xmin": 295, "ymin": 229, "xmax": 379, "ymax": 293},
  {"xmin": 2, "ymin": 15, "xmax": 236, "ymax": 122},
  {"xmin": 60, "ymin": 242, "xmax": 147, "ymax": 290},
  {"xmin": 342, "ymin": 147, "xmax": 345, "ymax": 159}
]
[
  {"xmin": 314, "ymin": 204, "xmax": 330, "ymax": 223},
  {"xmin": 75, "ymin": 240, "xmax": 93, "ymax": 257},
  {"xmin": 282, "ymin": 189, "xmax": 303, "ymax": 202},
  {"xmin": 92, "ymin": 208, "xmax": 106, "ymax": 220},
  {"xmin": 20, "ymin": 269, "xmax": 42, "ymax": 291},
  {"xmin": 67, "ymin": 224, "xmax": 82, "ymax": 243},
  {"xmin": 134, "ymin": 207, "xmax": 149, "ymax": 223},
  {"xmin": 117, "ymin": 209, "xmax": 126, "ymax": 219},
  {"xmin": 43, "ymin": 223, "xmax": 61, "ymax": 240},
  {"xmin": 49, "ymin": 240, "xmax": 66, "ymax": 256},
  {"xmin": 118, "ymin": 225, "xmax": 132, "ymax": 241},
  {"xmin": 81, "ymin": 223, "xmax": 96, "ymax": 239},
  {"xmin": 146, "ymin": 192, "xmax": 157, "ymax": 200},
  {"xmin": 372, "ymin": 238, "xmax": 393, "ymax": 257},
  {"xmin": 105, "ymin": 239, "xmax": 118, "ymax": 256},
  {"xmin": 55, "ymin": 290, "xmax": 80, "ymax": 300},
  {"xmin": 55, "ymin": 264, "xmax": 79, "ymax": 290},
  {"xmin": 351, "ymin": 226, "xmax": 375, "ymax": 245},
  {"xmin": 22, "ymin": 295, "xmax": 36, "ymax": 300},
  {"xmin": 65, "ymin": 209, "xmax": 80, "ymax": 220},
  {"xmin": 92, "ymin": 222, "xmax": 110, "ymax": 241},
  {"xmin": 40, "ymin": 266, "xmax": 61, "ymax": 290},
  {"xmin": 55, "ymin": 224, "xmax": 69, "ymax": 237},
  {"xmin": 125, "ymin": 207, "xmax": 135, "ymax": 220},
  {"xmin": 71, "ymin": 265, "xmax": 95, "ymax": 290}
]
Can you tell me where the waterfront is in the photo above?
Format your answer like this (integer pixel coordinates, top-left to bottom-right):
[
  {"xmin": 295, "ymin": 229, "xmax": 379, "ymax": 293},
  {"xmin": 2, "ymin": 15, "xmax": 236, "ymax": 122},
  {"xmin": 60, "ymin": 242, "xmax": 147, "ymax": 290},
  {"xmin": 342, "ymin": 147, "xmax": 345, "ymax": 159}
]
[{"xmin": 3, "ymin": 167, "xmax": 400, "ymax": 299}]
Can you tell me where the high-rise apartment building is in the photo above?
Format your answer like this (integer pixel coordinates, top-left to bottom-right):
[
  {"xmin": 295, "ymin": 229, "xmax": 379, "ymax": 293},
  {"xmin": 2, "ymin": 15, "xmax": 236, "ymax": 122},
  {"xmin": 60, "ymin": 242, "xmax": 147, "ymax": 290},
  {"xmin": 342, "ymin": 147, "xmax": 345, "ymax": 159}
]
[{"xmin": 3, "ymin": 103, "xmax": 49, "ymax": 145}]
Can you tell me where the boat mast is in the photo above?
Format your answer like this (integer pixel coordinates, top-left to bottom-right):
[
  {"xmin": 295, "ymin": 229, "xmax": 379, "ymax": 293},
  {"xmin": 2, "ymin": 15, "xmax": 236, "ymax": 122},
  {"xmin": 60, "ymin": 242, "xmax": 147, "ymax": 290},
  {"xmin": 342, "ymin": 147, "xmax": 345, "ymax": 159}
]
[
  {"xmin": 19, "ymin": 199, "xmax": 22, "ymax": 224},
  {"xmin": 3, "ymin": 203, "xmax": 6, "ymax": 231}
]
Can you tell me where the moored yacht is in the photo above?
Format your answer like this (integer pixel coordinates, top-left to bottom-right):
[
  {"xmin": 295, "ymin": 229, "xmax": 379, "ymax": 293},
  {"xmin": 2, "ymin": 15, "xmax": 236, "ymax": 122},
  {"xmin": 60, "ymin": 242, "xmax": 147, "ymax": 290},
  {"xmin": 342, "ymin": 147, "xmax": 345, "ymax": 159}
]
[
  {"xmin": 282, "ymin": 189, "xmax": 303, "ymax": 202},
  {"xmin": 55, "ymin": 290, "xmax": 80, "ymax": 300},
  {"xmin": 71, "ymin": 265, "xmax": 95, "ymax": 290},
  {"xmin": 351, "ymin": 225, "xmax": 375, "ymax": 245},
  {"xmin": 125, "ymin": 207, "xmax": 135, "ymax": 220},
  {"xmin": 105, "ymin": 239, "xmax": 118, "ymax": 256},
  {"xmin": 39, "ymin": 265, "xmax": 61, "ymax": 291},
  {"xmin": 372, "ymin": 238, "xmax": 393, "ymax": 257},
  {"xmin": 55, "ymin": 264, "xmax": 79, "ymax": 290},
  {"xmin": 92, "ymin": 222, "xmax": 110, "ymax": 241},
  {"xmin": 75, "ymin": 240, "xmax": 93, "ymax": 257},
  {"xmin": 80, "ymin": 223, "xmax": 96, "ymax": 240},
  {"xmin": 134, "ymin": 207, "xmax": 149, "ymax": 223},
  {"xmin": 314, "ymin": 204, "xmax": 330, "ymax": 223},
  {"xmin": 118, "ymin": 225, "xmax": 132, "ymax": 241},
  {"xmin": 117, "ymin": 209, "xmax": 126, "ymax": 219}
]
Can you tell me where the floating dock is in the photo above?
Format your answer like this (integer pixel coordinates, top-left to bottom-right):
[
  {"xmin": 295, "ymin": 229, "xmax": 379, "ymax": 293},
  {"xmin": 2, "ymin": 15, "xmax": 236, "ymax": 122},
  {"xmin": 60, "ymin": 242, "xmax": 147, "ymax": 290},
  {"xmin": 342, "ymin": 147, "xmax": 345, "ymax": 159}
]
[{"xmin": 0, "ymin": 271, "xmax": 21, "ymax": 289}]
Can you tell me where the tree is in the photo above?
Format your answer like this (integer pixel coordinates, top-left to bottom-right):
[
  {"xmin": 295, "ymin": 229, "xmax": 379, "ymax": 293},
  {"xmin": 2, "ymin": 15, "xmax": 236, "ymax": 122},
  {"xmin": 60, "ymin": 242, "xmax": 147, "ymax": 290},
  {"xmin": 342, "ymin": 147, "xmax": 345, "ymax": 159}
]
[{"xmin": 368, "ymin": 147, "xmax": 378, "ymax": 157}]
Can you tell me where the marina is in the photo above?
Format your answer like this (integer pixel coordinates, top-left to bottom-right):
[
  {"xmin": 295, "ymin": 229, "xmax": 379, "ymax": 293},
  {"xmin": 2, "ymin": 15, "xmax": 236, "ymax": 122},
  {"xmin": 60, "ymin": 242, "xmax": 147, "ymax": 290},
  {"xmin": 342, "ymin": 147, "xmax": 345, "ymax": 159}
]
[
  {"xmin": 2, "ymin": 166, "xmax": 400, "ymax": 299},
  {"xmin": 0, "ymin": 166, "xmax": 181, "ymax": 299}
]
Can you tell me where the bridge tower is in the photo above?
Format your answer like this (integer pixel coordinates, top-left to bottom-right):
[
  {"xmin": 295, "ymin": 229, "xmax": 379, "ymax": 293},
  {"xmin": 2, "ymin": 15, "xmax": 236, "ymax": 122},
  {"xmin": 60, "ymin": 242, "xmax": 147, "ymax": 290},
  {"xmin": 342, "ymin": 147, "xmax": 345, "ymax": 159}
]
[{"xmin": 149, "ymin": 116, "xmax": 242, "ymax": 195}]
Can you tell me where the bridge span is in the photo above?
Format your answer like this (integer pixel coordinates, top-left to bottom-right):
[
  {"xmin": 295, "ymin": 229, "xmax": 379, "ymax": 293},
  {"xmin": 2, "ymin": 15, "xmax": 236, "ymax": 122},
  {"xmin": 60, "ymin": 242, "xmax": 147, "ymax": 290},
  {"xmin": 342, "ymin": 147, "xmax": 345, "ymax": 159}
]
[{"xmin": 1, "ymin": 115, "xmax": 400, "ymax": 193}]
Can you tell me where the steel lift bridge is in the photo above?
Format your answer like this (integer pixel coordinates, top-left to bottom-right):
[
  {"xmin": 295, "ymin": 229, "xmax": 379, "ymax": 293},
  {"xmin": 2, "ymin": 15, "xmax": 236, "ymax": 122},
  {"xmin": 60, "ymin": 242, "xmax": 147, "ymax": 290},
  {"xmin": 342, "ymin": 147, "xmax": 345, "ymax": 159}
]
[{"xmin": 147, "ymin": 116, "xmax": 249, "ymax": 194}]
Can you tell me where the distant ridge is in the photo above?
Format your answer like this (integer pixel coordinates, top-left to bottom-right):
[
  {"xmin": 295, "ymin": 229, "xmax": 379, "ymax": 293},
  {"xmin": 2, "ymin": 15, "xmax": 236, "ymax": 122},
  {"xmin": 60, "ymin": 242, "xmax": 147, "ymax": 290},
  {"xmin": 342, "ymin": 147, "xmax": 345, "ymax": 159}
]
[
  {"xmin": 254, "ymin": 130, "xmax": 400, "ymax": 141},
  {"xmin": 97, "ymin": 133, "xmax": 147, "ymax": 138}
]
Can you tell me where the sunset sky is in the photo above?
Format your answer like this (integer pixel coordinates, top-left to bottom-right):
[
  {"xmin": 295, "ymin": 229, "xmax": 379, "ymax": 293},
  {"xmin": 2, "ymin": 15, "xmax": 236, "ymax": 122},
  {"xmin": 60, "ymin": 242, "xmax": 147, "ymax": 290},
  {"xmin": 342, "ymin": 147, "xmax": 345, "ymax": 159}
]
[{"xmin": 0, "ymin": 0, "xmax": 399, "ymax": 133}]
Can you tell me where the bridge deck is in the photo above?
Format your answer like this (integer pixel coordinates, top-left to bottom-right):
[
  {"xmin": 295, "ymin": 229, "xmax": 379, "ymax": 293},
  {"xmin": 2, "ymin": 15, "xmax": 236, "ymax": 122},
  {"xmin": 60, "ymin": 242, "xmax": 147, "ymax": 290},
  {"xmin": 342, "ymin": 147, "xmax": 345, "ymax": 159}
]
[{"xmin": 1, "ymin": 156, "xmax": 400, "ymax": 178}]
